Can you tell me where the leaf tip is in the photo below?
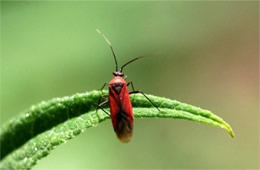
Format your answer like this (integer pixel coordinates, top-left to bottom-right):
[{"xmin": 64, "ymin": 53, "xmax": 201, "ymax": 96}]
[
  {"xmin": 229, "ymin": 129, "xmax": 235, "ymax": 138},
  {"xmin": 225, "ymin": 125, "xmax": 235, "ymax": 138}
]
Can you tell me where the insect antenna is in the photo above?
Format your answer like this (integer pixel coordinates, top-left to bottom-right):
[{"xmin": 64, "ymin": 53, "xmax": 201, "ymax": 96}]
[
  {"xmin": 96, "ymin": 29, "xmax": 119, "ymax": 71},
  {"xmin": 120, "ymin": 56, "xmax": 144, "ymax": 73},
  {"xmin": 120, "ymin": 51, "xmax": 161, "ymax": 72}
]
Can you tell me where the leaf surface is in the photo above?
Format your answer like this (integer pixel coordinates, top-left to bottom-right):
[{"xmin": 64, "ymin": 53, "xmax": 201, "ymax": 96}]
[{"xmin": 0, "ymin": 91, "xmax": 234, "ymax": 169}]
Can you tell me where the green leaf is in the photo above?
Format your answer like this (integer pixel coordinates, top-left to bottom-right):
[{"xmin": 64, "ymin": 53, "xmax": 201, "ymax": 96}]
[{"xmin": 0, "ymin": 90, "xmax": 234, "ymax": 170}]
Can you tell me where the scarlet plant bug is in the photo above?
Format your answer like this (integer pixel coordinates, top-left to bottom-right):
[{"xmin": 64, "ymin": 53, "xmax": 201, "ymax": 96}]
[{"xmin": 96, "ymin": 29, "xmax": 160, "ymax": 143}]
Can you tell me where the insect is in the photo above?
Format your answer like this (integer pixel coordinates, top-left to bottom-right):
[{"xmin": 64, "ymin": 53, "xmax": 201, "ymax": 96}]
[{"xmin": 96, "ymin": 29, "xmax": 160, "ymax": 143}]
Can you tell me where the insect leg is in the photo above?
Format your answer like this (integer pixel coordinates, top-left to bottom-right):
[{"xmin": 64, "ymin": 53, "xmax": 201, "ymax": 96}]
[
  {"xmin": 96, "ymin": 94, "xmax": 109, "ymax": 112},
  {"xmin": 127, "ymin": 81, "xmax": 135, "ymax": 91},
  {"xmin": 100, "ymin": 82, "xmax": 109, "ymax": 91},
  {"xmin": 129, "ymin": 90, "xmax": 160, "ymax": 111},
  {"xmin": 97, "ymin": 100, "xmax": 110, "ymax": 116},
  {"xmin": 96, "ymin": 82, "xmax": 109, "ymax": 109}
]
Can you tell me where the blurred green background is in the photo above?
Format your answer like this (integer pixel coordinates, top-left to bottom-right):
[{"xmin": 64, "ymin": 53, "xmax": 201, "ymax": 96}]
[{"xmin": 1, "ymin": 1, "xmax": 259, "ymax": 169}]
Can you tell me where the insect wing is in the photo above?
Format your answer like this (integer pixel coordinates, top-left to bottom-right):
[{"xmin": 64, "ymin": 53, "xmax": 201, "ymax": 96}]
[{"xmin": 109, "ymin": 84, "xmax": 133, "ymax": 142}]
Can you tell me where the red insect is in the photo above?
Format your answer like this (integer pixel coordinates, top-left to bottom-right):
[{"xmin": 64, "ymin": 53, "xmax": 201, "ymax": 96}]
[{"xmin": 96, "ymin": 29, "xmax": 159, "ymax": 143}]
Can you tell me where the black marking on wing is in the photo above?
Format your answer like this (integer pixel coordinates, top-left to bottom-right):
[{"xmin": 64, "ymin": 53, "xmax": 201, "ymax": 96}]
[
  {"xmin": 115, "ymin": 111, "xmax": 132, "ymax": 141},
  {"xmin": 112, "ymin": 83, "xmax": 124, "ymax": 94}
]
